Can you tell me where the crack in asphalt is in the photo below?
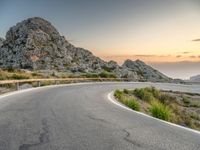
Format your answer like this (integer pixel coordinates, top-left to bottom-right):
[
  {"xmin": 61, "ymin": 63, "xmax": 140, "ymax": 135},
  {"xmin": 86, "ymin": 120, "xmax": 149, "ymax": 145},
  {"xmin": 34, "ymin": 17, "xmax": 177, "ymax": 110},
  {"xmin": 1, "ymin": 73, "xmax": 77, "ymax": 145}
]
[
  {"xmin": 122, "ymin": 128, "xmax": 143, "ymax": 148},
  {"xmin": 87, "ymin": 115, "xmax": 145, "ymax": 148},
  {"xmin": 18, "ymin": 119, "xmax": 50, "ymax": 150},
  {"xmin": 121, "ymin": 128, "xmax": 166, "ymax": 150},
  {"xmin": 87, "ymin": 115, "xmax": 110, "ymax": 124},
  {"xmin": 87, "ymin": 115, "xmax": 146, "ymax": 148},
  {"xmin": 50, "ymin": 108, "xmax": 67, "ymax": 135}
]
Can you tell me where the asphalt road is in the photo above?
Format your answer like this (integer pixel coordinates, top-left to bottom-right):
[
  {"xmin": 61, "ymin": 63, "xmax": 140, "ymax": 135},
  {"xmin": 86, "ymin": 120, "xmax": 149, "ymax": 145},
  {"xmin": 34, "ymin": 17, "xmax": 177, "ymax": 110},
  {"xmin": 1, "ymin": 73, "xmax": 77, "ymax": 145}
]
[{"xmin": 0, "ymin": 82, "xmax": 200, "ymax": 150}]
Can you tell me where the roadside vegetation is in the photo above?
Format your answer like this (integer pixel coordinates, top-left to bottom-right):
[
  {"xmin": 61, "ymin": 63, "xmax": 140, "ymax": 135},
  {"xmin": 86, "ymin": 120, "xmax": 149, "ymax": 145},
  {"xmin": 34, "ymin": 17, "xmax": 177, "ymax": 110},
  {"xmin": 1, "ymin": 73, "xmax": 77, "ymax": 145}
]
[
  {"xmin": 114, "ymin": 90, "xmax": 140, "ymax": 111},
  {"xmin": 0, "ymin": 69, "xmax": 44, "ymax": 80},
  {"xmin": 114, "ymin": 87, "xmax": 200, "ymax": 131},
  {"xmin": 0, "ymin": 69, "xmax": 118, "ymax": 81},
  {"xmin": 69, "ymin": 71, "xmax": 117, "ymax": 79},
  {"xmin": 0, "ymin": 69, "xmax": 119, "ymax": 95}
]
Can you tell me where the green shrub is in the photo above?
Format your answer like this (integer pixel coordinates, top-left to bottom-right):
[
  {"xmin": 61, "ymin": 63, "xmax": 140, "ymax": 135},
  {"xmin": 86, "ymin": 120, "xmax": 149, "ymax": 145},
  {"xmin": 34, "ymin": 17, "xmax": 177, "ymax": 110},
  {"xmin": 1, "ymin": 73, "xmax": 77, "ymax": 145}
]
[
  {"xmin": 6, "ymin": 68, "xmax": 15, "ymax": 72},
  {"xmin": 182, "ymin": 97, "xmax": 190, "ymax": 104},
  {"xmin": 150, "ymin": 87, "xmax": 160, "ymax": 98},
  {"xmin": 99, "ymin": 71, "xmax": 117, "ymax": 78},
  {"xmin": 134, "ymin": 88, "xmax": 155, "ymax": 102},
  {"xmin": 115, "ymin": 89, "xmax": 140, "ymax": 111},
  {"xmin": 123, "ymin": 98, "xmax": 140, "ymax": 111},
  {"xmin": 181, "ymin": 96, "xmax": 191, "ymax": 106},
  {"xmin": 83, "ymin": 71, "xmax": 117, "ymax": 78},
  {"xmin": 10, "ymin": 74, "xmax": 29, "ymax": 80},
  {"xmin": 0, "ymin": 76, "xmax": 6, "ymax": 80},
  {"xmin": 142, "ymin": 87, "xmax": 160, "ymax": 98},
  {"xmin": 134, "ymin": 88, "xmax": 144, "ymax": 98},
  {"xmin": 31, "ymin": 72, "xmax": 39, "ymax": 77},
  {"xmin": 84, "ymin": 73, "xmax": 99, "ymax": 78},
  {"xmin": 123, "ymin": 89, "xmax": 130, "ymax": 94},
  {"xmin": 150, "ymin": 101, "xmax": 172, "ymax": 121},
  {"xmin": 114, "ymin": 90, "xmax": 123, "ymax": 99},
  {"xmin": 159, "ymin": 94, "xmax": 176, "ymax": 105},
  {"xmin": 3, "ymin": 83, "xmax": 15, "ymax": 89},
  {"xmin": 189, "ymin": 102, "xmax": 200, "ymax": 108},
  {"xmin": 102, "ymin": 66, "xmax": 112, "ymax": 72},
  {"xmin": 190, "ymin": 112, "xmax": 200, "ymax": 121},
  {"xmin": 142, "ymin": 92, "xmax": 155, "ymax": 102},
  {"xmin": 40, "ymin": 81, "xmax": 54, "ymax": 86}
]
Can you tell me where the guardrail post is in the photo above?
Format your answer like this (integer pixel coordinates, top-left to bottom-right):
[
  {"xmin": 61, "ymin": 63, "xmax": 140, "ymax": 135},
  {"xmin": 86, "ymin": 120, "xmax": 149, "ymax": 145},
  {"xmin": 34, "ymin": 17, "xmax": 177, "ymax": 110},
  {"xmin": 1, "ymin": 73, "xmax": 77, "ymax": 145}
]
[
  {"xmin": 37, "ymin": 81, "xmax": 41, "ymax": 87},
  {"xmin": 16, "ymin": 82, "xmax": 19, "ymax": 91},
  {"xmin": 55, "ymin": 80, "xmax": 59, "ymax": 85}
]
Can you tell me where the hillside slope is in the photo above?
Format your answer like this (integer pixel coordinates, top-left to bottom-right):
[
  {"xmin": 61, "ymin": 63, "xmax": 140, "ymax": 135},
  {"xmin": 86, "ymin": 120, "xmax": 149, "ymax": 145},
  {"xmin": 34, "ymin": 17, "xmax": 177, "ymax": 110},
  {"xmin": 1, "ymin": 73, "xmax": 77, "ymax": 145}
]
[
  {"xmin": 0, "ymin": 38, "xmax": 4, "ymax": 47},
  {"xmin": 0, "ymin": 17, "xmax": 172, "ymax": 82},
  {"xmin": 190, "ymin": 75, "xmax": 200, "ymax": 82}
]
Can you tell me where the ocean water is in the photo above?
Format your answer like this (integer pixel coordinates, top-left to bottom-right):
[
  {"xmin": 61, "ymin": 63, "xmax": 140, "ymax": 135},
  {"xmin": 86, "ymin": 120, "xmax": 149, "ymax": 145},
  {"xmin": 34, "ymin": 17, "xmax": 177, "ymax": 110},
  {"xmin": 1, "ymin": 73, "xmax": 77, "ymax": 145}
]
[{"xmin": 150, "ymin": 61, "xmax": 200, "ymax": 80}]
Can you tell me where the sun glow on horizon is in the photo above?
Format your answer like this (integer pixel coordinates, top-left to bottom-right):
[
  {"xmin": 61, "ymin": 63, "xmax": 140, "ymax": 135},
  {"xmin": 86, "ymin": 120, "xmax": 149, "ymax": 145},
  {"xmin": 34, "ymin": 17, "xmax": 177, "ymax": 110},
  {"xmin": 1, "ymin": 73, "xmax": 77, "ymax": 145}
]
[{"xmin": 95, "ymin": 54, "xmax": 200, "ymax": 64}]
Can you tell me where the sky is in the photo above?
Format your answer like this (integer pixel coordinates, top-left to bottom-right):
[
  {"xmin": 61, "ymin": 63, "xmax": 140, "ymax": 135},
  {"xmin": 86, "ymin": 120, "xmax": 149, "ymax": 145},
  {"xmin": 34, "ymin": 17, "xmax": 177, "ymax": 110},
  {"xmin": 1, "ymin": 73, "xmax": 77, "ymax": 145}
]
[{"xmin": 0, "ymin": 0, "xmax": 200, "ymax": 79}]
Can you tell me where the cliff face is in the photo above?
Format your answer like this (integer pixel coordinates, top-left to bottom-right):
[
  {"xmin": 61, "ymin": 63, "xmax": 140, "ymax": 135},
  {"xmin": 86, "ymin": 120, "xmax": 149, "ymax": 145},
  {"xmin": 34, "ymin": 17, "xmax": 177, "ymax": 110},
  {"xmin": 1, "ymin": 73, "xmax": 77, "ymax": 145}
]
[
  {"xmin": 0, "ymin": 17, "xmax": 107, "ymax": 72},
  {"xmin": 0, "ymin": 38, "xmax": 4, "ymax": 47},
  {"xmin": 122, "ymin": 59, "xmax": 171, "ymax": 82},
  {"xmin": 0, "ymin": 17, "xmax": 172, "ymax": 82},
  {"xmin": 190, "ymin": 75, "xmax": 200, "ymax": 81}
]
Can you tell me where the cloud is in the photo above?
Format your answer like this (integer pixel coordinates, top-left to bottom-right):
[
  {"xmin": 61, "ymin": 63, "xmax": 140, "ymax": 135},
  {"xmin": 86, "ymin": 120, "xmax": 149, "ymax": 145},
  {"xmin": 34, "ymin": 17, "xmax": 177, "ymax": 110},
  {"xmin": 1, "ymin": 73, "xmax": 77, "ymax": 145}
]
[
  {"xmin": 134, "ymin": 54, "xmax": 156, "ymax": 57},
  {"xmin": 189, "ymin": 55, "xmax": 196, "ymax": 58},
  {"xmin": 176, "ymin": 55, "xmax": 182, "ymax": 58},
  {"xmin": 102, "ymin": 54, "xmax": 168, "ymax": 58},
  {"xmin": 182, "ymin": 51, "xmax": 190, "ymax": 54},
  {"xmin": 192, "ymin": 39, "xmax": 200, "ymax": 42},
  {"xmin": 100, "ymin": 54, "xmax": 200, "ymax": 65}
]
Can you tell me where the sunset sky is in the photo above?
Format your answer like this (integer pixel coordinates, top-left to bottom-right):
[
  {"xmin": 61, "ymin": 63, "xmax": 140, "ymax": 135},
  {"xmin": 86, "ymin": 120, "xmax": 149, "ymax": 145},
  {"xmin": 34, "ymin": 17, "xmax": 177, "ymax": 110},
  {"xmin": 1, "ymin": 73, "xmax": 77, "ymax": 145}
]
[{"xmin": 0, "ymin": 0, "xmax": 200, "ymax": 79}]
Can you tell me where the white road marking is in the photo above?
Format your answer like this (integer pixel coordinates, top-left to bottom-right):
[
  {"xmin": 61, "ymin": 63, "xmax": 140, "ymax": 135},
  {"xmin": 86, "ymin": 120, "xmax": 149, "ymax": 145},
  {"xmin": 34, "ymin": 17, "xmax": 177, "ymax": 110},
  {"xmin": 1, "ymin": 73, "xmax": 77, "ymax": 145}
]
[
  {"xmin": 1, "ymin": 81, "xmax": 200, "ymax": 135},
  {"xmin": 107, "ymin": 91, "xmax": 200, "ymax": 135},
  {"xmin": 0, "ymin": 82, "xmax": 90, "ymax": 99}
]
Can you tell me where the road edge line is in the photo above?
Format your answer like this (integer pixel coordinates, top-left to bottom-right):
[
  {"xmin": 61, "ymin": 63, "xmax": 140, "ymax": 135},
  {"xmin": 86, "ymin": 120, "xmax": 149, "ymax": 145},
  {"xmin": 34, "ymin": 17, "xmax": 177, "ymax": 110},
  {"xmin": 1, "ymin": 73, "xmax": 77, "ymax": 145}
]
[
  {"xmin": 0, "ymin": 82, "xmax": 97, "ymax": 99},
  {"xmin": 0, "ymin": 81, "xmax": 138, "ymax": 99},
  {"xmin": 107, "ymin": 91, "xmax": 200, "ymax": 135}
]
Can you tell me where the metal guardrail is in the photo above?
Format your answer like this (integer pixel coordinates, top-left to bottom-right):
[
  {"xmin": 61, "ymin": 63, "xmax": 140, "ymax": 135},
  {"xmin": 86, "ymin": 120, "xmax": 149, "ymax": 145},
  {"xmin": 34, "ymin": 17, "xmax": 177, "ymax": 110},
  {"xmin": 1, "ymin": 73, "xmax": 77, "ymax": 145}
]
[
  {"xmin": 184, "ymin": 81, "xmax": 200, "ymax": 84},
  {"xmin": 0, "ymin": 78, "xmax": 128, "ymax": 90}
]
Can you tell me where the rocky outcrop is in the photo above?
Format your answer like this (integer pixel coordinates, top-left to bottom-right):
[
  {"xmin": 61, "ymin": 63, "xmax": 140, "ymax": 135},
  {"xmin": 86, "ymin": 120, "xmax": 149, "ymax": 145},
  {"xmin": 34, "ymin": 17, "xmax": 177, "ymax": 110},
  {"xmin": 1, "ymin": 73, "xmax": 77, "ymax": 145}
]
[
  {"xmin": 0, "ymin": 17, "xmax": 112, "ymax": 73},
  {"xmin": 0, "ymin": 18, "xmax": 77, "ymax": 70},
  {"xmin": 0, "ymin": 17, "xmax": 173, "ymax": 82},
  {"xmin": 190, "ymin": 75, "xmax": 200, "ymax": 82},
  {"xmin": 123, "ymin": 59, "xmax": 172, "ymax": 82},
  {"xmin": 0, "ymin": 38, "xmax": 4, "ymax": 47}
]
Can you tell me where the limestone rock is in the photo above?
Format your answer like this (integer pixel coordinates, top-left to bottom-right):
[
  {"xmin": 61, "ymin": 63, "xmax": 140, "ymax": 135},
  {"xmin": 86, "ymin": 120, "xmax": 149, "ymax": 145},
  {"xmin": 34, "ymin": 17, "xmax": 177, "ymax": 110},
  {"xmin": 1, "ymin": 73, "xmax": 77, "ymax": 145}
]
[
  {"xmin": 190, "ymin": 75, "xmax": 200, "ymax": 82},
  {"xmin": 0, "ymin": 17, "xmax": 173, "ymax": 82},
  {"xmin": 122, "ymin": 59, "xmax": 172, "ymax": 82},
  {"xmin": 0, "ymin": 38, "xmax": 4, "ymax": 47}
]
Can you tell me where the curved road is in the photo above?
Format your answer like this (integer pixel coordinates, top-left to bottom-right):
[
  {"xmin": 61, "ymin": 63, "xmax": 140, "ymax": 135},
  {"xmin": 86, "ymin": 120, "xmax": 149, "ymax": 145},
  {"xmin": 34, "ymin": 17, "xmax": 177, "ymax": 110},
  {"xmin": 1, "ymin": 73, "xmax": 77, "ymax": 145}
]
[{"xmin": 0, "ymin": 82, "xmax": 200, "ymax": 150}]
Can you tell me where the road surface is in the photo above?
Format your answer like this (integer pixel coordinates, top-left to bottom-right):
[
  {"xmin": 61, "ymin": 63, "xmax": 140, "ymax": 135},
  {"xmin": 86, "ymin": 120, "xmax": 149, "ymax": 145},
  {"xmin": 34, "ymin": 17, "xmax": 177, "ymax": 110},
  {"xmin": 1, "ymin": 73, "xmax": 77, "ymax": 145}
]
[{"xmin": 0, "ymin": 82, "xmax": 200, "ymax": 150}]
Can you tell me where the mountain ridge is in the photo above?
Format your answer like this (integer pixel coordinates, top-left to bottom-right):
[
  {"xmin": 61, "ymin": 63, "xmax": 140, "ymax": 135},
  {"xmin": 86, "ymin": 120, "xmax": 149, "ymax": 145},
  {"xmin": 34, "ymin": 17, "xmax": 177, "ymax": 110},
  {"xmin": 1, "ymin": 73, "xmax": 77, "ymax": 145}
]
[
  {"xmin": 0, "ymin": 17, "xmax": 173, "ymax": 82},
  {"xmin": 190, "ymin": 74, "xmax": 200, "ymax": 82}
]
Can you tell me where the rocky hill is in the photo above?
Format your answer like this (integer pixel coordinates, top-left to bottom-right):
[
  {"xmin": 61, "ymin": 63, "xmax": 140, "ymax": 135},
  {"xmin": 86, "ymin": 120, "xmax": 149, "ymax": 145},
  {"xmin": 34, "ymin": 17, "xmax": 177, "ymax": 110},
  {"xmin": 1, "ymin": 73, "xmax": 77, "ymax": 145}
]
[
  {"xmin": 190, "ymin": 75, "xmax": 200, "ymax": 82},
  {"xmin": 122, "ymin": 59, "xmax": 171, "ymax": 82},
  {"xmin": 0, "ymin": 38, "xmax": 4, "ymax": 47},
  {"xmin": 0, "ymin": 17, "xmax": 173, "ymax": 82}
]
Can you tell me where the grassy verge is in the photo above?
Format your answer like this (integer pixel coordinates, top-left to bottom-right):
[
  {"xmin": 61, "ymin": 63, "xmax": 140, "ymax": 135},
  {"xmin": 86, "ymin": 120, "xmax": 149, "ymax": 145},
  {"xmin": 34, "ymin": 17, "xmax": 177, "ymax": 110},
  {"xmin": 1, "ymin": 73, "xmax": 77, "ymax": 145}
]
[
  {"xmin": 69, "ymin": 71, "xmax": 117, "ymax": 79},
  {"xmin": 0, "ymin": 69, "xmax": 119, "ymax": 95},
  {"xmin": 0, "ymin": 69, "xmax": 44, "ymax": 80},
  {"xmin": 150, "ymin": 100, "xmax": 171, "ymax": 121},
  {"xmin": 114, "ymin": 87, "xmax": 200, "ymax": 131},
  {"xmin": 0, "ymin": 69, "xmax": 118, "ymax": 80},
  {"xmin": 114, "ymin": 90, "xmax": 140, "ymax": 111}
]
